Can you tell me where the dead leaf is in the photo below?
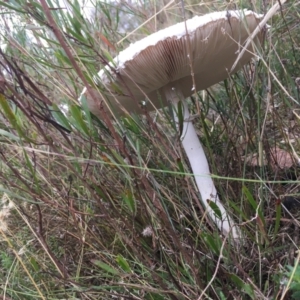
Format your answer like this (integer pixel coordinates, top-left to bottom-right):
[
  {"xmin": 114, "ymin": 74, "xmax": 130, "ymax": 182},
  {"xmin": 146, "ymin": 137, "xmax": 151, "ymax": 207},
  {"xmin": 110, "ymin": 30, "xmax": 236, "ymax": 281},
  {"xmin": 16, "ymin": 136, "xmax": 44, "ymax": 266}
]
[
  {"xmin": 269, "ymin": 147, "xmax": 295, "ymax": 170},
  {"xmin": 243, "ymin": 147, "xmax": 295, "ymax": 171}
]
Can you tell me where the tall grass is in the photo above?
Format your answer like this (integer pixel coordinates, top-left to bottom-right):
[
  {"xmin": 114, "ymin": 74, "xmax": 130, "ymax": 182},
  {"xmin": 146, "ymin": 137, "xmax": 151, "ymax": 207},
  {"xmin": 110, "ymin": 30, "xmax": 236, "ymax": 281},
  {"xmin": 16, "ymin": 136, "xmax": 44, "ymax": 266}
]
[{"xmin": 0, "ymin": 0, "xmax": 299, "ymax": 299}]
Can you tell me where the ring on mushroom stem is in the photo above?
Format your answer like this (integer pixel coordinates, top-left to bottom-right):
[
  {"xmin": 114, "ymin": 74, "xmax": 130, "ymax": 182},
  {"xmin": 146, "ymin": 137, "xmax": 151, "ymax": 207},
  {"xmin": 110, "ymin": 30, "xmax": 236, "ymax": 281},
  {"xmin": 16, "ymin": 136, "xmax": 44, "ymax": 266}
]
[{"xmin": 81, "ymin": 10, "xmax": 266, "ymax": 242}]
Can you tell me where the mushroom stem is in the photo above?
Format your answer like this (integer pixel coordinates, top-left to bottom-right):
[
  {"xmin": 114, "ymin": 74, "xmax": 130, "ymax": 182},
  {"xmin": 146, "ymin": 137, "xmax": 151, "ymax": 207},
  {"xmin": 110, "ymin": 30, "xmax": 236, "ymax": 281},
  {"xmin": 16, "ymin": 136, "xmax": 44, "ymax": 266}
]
[{"xmin": 164, "ymin": 86, "xmax": 241, "ymax": 240}]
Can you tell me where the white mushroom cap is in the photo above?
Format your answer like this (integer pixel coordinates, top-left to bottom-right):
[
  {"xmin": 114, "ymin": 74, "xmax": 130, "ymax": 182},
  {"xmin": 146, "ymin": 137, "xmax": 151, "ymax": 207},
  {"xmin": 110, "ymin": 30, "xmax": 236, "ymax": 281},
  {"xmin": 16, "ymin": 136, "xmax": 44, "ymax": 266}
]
[{"xmin": 84, "ymin": 10, "xmax": 264, "ymax": 117}]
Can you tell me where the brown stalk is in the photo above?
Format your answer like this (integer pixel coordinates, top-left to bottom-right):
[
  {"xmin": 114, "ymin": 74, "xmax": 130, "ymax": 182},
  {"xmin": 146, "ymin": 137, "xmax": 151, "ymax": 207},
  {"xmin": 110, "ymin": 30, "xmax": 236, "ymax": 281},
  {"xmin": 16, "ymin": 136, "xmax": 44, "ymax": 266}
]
[{"xmin": 39, "ymin": 0, "xmax": 124, "ymax": 153}]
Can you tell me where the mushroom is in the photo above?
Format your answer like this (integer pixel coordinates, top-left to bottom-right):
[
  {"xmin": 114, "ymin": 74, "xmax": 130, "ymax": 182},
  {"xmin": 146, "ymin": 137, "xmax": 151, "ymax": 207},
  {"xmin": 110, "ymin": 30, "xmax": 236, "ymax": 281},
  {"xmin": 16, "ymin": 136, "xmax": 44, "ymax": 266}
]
[{"xmin": 81, "ymin": 10, "xmax": 264, "ymax": 241}]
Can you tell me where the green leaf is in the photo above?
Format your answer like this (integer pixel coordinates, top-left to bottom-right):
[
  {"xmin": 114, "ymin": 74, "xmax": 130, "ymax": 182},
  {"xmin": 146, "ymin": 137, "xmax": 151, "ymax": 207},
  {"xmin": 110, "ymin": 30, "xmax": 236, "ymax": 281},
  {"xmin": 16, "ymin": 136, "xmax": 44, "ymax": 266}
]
[
  {"xmin": 0, "ymin": 1, "xmax": 25, "ymax": 13},
  {"xmin": 69, "ymin": 104, "xmax": 89, "ymax": 135},
  {"xmin": 111, "ymin": 150, "xmax": 132, "ymax": 175},
  {"xmin": 116, "ymin": 255, "xmax": 131, "ymax": 273},
  {"xmin": 243, "ymin": 284, "xmax": 255, "ymax": 299},
  {"xmin": 0, "ymin": 94, "xmax": 27, "ymax": 141},
  {"xmin": 229, "ymin": 273, "xmax": 255, "ymax": 299},
  {"xmin": 177, "ymin": 101, "xmax": 184, "ymax": 137},
  {"xmin": 229, "ymin": 201, "xmax": 247, "ymax": 220},
  {"xmin": 0, "ymin": 129, "xmax": 20, "ymax": 141},
  {"xmin": 30, "ymin": 257, "xmax": 40, "ymax": 272},
  {"xmin": 54, "ymin": 49, "xmax": 71, "ymax": 66},
  {"xmin": 208, "ymin": 201, "xmax": 222, "ymax": 219},
  {"xmin": 202, "ymin": 232, "xmax": 220, "ymax": 254},
  {"xmin": 91, "ymin": 260, "xmax": 119, "ymax": 275},
  {"xmin": 122, "ymin": 189, "xmax": 136, "ymax": 214},
  {"xmin": 80, "ymin": 95, "xmax": 93, "ymax": 131},
  {"xmin": 22, "ymin": 149, "xmax": 39, "ymax": 190},
  {"xmin": 274, "ymin": 199, "xmax": 281, "ymax": 236},
  {"xmin": 243, "ymin": 185, "xmax": 265, "ymax": 226},
  {"xmin": 286, "ymin": 265, "xmax": 300, "ymax": 282},
  {"xmin": 0, "ymin": 94, "xmax": 18, "ymax": 128},
  {"xmin": 176, "ymin": 157, "xmax": 185, "ymax": 175},
  {"xmin": 123, "ymin": 117, "xmax": 140, "ymax": 135},
  {"xmin": 50, "ymin": 104, "xmax": 72, "ymax": 131},
  {"xmin": 292, "ymin": 291, "xmax": 300, "ymax": 299},
  {"xmin": 229, "ymin": 274, "xmax": 245, "ymax": 289}
]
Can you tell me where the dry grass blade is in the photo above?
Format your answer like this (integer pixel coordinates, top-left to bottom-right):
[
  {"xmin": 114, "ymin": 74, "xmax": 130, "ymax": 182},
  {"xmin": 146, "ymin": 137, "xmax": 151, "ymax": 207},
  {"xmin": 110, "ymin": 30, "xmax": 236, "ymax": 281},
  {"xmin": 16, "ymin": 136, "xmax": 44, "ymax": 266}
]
[
  {"xmin": 230, "ymin": 0, "xmax": 287, "ymax": 72},
  {"xmin": 0, "ymin": 0, "xmax": 299, "ymax": 299}
]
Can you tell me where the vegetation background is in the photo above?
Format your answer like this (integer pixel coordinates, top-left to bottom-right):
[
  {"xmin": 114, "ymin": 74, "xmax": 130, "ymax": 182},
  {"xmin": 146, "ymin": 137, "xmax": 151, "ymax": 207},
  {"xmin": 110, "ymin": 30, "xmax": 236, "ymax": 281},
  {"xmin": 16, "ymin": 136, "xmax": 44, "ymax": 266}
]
[{"xmin": 0, "ymin": 0, "xmax": 299, "ymax": 299}]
